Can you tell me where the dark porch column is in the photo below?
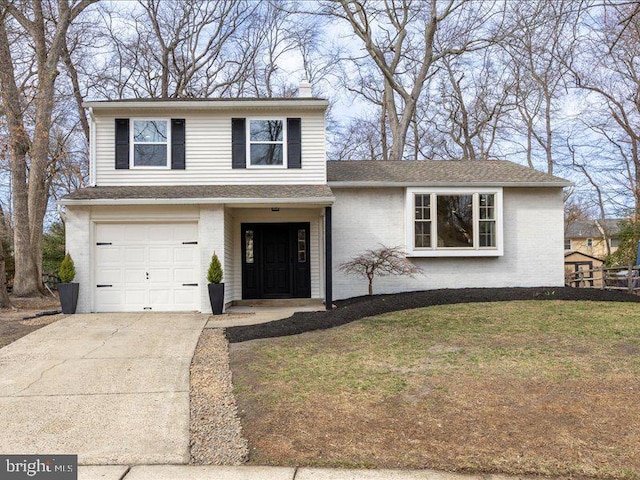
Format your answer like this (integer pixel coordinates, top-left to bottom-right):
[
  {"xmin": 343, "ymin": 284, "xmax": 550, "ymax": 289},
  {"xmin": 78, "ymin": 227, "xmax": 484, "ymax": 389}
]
[{"xmin": 325, "ymin": 206, "xmax": 333, "ymax": 310}]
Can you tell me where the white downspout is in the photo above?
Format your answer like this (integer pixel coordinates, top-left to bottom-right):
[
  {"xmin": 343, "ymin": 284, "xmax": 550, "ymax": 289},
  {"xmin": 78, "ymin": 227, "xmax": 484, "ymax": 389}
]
[{"xmin": 89, "ymin": 107, "xmax": 97, "ymax": 187}]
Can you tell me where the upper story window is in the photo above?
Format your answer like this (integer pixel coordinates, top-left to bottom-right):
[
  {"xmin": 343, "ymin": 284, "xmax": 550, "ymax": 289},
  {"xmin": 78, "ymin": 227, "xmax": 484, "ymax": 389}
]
[
  {"xmin": 132, "ymin": 119, "xmax": 170, "ymax": 168},
  {"xmin": 586, "ymin": 238, "xmax": 593, "ymax": 248},
  {"xmin": 564, "ymin": 238, "xmax": 572, "ymax": 250},
  {"xmin": 247, "ymin": 119, "xmax": 286, "ymax": 167},
  {"xmin": 406, "ymin": 188, "xmax": 503, "ymax": 257}
]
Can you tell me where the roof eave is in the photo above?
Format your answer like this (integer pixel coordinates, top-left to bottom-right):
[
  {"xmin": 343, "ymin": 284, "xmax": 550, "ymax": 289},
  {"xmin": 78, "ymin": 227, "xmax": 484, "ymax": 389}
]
[
  {"xmin": 58, "ymin": 196, "xmax": 335, "ymax": 206},
  {"xmin": 327, "ymin": 181, "xmax": 573, "ymax": 188},
  {"xmin": 82, "ymin": 99, "xmax": 329, "ymax": 110}
]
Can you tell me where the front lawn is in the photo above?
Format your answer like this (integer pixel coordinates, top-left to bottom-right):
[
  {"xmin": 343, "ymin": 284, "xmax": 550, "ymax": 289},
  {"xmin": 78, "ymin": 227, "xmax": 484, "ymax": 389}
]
[{"xmin": 229, "ymin": 300, "xmax": 640, "ymax": 479}]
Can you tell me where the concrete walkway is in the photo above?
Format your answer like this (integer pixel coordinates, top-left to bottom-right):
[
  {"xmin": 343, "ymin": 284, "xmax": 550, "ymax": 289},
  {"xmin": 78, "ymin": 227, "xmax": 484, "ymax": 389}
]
[
  {"xmin": 78, "ymin": 465, "xmax": 545, "ymax": 480},
  {"xmin": 0, "ymin": 313, "xmax": 207, "ymax": 465},
  {"xmin": 205, "ymin": 304, "xmax": 325, "ymax": 328}
]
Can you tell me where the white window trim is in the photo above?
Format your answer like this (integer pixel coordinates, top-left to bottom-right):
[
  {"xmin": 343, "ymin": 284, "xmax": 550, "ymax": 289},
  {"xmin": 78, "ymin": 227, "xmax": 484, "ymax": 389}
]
[
  {"xmin": 405, "ymin": 187, "xmax": 504, "ymax": 257},
  {"xmin": 246, "ymin": 117, "xmax": 287, "ymax": 169},
  {"xmin": 130, "ymin": 118, "xmax": 171, "ymax": 169}
]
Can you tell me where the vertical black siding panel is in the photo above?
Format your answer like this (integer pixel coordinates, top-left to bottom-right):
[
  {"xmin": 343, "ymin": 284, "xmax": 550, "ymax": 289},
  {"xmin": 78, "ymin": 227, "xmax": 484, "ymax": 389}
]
[
  {"xmin": 171, "ymin": 119, "xmax": 186, "ymax": 169},
  {"xmin": 232, "ymin": 118, "xmax": 246, "ymax": 169},
  {"xmin": 115, "ymin": 119, "xmax": 130, "ymax": 169},
  {"xmin": 287, "ymin": 118, "xmax": 301, "ymax": 169}
]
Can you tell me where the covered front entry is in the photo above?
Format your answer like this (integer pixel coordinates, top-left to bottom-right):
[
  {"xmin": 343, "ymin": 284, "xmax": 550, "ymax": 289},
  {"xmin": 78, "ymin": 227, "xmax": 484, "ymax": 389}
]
[{"xmin": 241, "ymin": 223, "xmax": 311, "ymax": 299}]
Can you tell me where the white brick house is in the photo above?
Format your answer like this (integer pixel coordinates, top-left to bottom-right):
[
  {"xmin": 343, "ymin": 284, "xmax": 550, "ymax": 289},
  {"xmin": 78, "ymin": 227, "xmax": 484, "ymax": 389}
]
[{"xmin": 59, "ymin": 97, "xmax": 570, "ymax": 313}]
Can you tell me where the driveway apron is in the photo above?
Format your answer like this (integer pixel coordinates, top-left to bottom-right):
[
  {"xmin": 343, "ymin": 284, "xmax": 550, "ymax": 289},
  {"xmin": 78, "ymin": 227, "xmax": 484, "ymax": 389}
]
[{"xmin": 0, "ymin": 313, "xmax": 207, "ymax": 465}]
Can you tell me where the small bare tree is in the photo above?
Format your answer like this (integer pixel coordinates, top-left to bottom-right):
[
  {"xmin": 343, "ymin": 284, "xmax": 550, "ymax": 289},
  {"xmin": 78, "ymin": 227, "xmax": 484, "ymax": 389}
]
[{"xmin": 339, "ymin": 245, "xmax": 422, "ymax": 296}]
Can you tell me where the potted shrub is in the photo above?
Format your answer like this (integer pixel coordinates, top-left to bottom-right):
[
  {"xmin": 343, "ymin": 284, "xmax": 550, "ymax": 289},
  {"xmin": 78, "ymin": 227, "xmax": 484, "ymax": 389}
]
[
  {"xmin": 58, "ymin": 253, "xmax": 79, "ymax": 314},
  {"xmin": 207, "ymin": 251, "xmax": 224, "ymax": 315}
]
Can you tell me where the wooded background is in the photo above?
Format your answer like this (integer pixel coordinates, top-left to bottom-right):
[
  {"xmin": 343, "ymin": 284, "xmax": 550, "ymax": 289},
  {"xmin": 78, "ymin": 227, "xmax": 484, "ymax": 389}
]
[{"xmin": 1, "ymin": 0, "xmax": 639, "ymax": 301}]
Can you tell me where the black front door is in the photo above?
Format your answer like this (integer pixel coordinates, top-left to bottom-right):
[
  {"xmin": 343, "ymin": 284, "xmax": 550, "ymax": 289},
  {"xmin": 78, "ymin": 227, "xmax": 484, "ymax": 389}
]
[{"xmin": 242, "ymin": 223, "xmax": 311, "ymax": 299}]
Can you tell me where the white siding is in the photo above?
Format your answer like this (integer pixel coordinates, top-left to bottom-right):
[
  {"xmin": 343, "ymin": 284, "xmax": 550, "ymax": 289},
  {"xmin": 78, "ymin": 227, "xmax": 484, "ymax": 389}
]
[
  {"xmin": 230, "ymin": 208, "xmax": 324, "ymax": 301},
  {"xmin": 331, "ymin": 187, "xmax": 565, "ymax": 299},
  {"xmin": 94, "ymin": 109, "xmax": 326, "ymax": 186}
]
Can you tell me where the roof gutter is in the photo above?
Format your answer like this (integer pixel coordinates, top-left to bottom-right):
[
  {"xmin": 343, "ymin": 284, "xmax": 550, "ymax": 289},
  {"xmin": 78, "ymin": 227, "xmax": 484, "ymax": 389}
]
[
  {"xmin": 82, "ymin": 99, "xmax": 329, "ymax": 110},
  {"xmin": 58, "ymin": 196, "xmax": 335, "ymax": 207},
  {"xmin": 328, "ymin": 181, "xmax": 573, "ymax": 188}
]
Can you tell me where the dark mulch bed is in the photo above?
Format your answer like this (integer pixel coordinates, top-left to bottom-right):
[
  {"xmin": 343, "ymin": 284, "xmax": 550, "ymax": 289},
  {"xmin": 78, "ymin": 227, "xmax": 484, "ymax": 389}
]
[{"xmin": 225, "ymin": 287, "xmax": 640, "ymax": 343}]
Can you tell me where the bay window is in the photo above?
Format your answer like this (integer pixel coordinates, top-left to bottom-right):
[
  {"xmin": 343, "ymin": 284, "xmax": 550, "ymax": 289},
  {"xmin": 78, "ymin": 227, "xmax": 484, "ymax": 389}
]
[{"xmin": 406, "ymin": 188, "xmax": 503, "ymax": 257}]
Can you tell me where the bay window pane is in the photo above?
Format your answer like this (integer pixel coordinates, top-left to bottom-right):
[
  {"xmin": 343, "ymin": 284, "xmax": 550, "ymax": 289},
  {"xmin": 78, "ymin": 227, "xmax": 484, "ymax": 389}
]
[
  {"xmin": 479, "ymin": 220, "xmax": 496, "ymax": 247},
  {"xmin": 250, "ymin": 144, "xmax": 283, "ymax": 165},
  {"xmin": 480, "ymin": 194, "xmax": 495, "ymax": 220},
  {"xmin": 133, "ymin": 144, "xmax": 167, "ymax": 166},
  {"xmin": 415, "ymin": 194, "xmax": 430, "ymax": 220},
  {"xmin": 415, "ymin": 221, "xmax": 431, "ymax": 248},
  {"xmin": 437, "ymin": 195, "xmax": 473, "ymax": 248}
]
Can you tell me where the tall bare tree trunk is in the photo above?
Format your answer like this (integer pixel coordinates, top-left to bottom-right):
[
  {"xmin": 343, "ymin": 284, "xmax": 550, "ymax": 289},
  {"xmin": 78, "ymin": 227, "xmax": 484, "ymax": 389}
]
[
  {"xmin": 0, "ymin": 204, "xmax": 11, "ymax": 308},
  {"xmin": 0, "ymin": 0, "xmax": 97, "ymax": 297}
]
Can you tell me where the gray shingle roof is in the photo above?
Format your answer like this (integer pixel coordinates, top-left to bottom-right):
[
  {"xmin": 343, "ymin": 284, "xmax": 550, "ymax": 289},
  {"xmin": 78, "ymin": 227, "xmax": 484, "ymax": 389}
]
[
  {"xmin": 327, "ymin": 160, "xmax": 570, "ymax": 186},
  {"xmin": 565, "ymin": 219, "xmax": 624, "ymax": 238},
  {"xmin": 61, "ymin": 184, "xmax": 334, "ymax": 202}
]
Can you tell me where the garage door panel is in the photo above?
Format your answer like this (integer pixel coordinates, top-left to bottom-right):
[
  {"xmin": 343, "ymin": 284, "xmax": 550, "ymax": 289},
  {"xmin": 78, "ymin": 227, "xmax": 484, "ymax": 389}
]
[
  {"xmin": 171, "ymin": 224, "xmax": 198, "ymax": 242},
  {"xmin": 149, "ymin": 247, "xmax": 171, "ymax": 263},
  {"xmin": 174, "ymin": 247, "xmax": 196, "ymax": 263},
  {"xmin": 95, "ymin": 289, "xmax": 123, "ymax": 311},
  {"xmin": 149, "ymin": 268, "xmax": 171, "ymax": 283},
  {"xmin": 124, "ymin": 268, "xmax": 147, "ymax": 286},
  {"xmin": 124, "ymin": 247, "xmax": 147, "ymax": 264},
  {"xmin": 96, "ymin": 268, "xmax": 121, "ymax": 284},
  {"xmin": 98, "ymin": 247, "xmax": 122, "ymax": 264},
  {"xmin": 173, "ymin": 289, "xmax": 199, "ymax": 308},
  {"xmin": 95, "ymin": 222, "xmax": 200, "ymax": 312},
  {"xmin": 174, "ymin": 268, "xmax": 196, "ymax": 283},
  {"xmin": 124, "ymin": 225, "xmax": 148, "ymax": 242},
  {"xmin": 96, "ymin": 224, "xmax": 124, "ymax": 242}
]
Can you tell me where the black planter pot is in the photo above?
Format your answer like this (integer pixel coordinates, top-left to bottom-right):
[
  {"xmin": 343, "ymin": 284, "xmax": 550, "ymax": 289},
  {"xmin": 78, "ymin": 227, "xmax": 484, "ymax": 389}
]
[
  {"xmin": 58, "ymin": 282, "xmax": 79, "ymax": 314},
  {"xmin": 208, "ymin": 283, "xmax": 225, "ymax": 315}
]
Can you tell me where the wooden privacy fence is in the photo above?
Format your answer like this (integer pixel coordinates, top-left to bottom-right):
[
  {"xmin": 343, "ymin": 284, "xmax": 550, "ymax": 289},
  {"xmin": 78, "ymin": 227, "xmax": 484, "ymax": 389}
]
[{"xmin": 565, "ymin": 264, "xmax": 640, "ymax": 293}]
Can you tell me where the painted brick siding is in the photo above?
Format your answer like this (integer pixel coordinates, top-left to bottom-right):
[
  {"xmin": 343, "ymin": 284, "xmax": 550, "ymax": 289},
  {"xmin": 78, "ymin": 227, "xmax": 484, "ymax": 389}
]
[
  {"xmin": 65, "ymin": 206, "xmax": 92, "ymax": 313},
  {"xmin": 93, "ymin": 109, "xmax": 326, "ymax": 186},
  {"xmin": 199, "ymin": 205, "xmax": 225, "ymax": 313},
  {"xmin": 331, "ymin": 187, "xmax": 565, "ymax": 299}
]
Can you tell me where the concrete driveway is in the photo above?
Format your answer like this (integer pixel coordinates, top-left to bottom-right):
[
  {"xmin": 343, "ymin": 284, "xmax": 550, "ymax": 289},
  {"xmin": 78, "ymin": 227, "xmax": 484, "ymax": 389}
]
[{"xmin": 0, "ymin": 313, "xmax": 207, "ymax": 465}]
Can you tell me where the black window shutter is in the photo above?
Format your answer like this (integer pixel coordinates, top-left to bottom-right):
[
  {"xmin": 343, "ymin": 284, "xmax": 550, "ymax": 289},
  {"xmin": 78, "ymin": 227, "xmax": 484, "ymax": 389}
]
[
  {"xmin": 115, "ymin": 119, "xmax": 130, "ymax": 169},
  {"xmin": 231, "ymin": 118, "xmax": 246, "ymax": 169},
  {"xmin": 171, "ymin": 119, "xmax": 186, "ymax": 170},
  {"xmin": 287, "ymin": 118, "xmax": 301, "ymax": 169}
]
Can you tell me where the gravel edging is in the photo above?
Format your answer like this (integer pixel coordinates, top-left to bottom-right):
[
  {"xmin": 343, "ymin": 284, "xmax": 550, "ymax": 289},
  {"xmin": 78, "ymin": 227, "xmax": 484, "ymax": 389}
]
[
  {"xmin": 225, "ymin": 287, "xmax": 640, "ymax": 343},
  {"xmin": 189, "ymin": 328, "xmax": 249, "ymax": 465}
]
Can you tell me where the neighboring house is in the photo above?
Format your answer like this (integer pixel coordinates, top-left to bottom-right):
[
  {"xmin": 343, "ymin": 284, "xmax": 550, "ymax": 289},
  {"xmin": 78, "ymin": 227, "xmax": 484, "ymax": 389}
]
[
  {"xmin": 59, "ymin": 93, "xmax": 570, "ymax": 313},
  {"xmin": 564, "ymin": 219, "xmax": 623, "ymax": 259}
]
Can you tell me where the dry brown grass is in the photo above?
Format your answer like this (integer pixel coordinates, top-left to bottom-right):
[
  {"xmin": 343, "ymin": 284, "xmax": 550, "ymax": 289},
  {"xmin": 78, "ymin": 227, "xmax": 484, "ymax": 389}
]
[{"xmin": 229, "ymin": 301, "xmax": 640, "ymax": 479}]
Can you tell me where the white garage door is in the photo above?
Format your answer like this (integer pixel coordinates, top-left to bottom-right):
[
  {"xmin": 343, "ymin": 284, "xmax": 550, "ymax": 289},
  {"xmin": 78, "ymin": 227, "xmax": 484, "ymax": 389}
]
[{"xmin": 95, "ymin": 223, "xmax": 200, "ymax": 312}]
